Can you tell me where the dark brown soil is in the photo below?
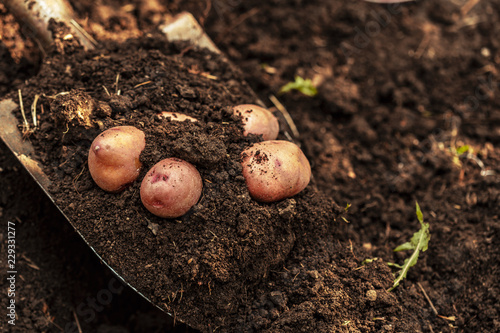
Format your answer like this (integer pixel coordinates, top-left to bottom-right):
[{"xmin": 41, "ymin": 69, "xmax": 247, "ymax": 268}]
[
  {"xmin": 1, "ymin": 0, "xmax": 499, "ymax": 333},
  {"xmin": 0, "ymin": 140, "xmax": 192, "ymax": 332}
]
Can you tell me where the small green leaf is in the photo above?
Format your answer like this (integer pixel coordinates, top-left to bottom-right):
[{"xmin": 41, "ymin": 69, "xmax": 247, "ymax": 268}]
[
  {"xmin": 388, "ymin": 201, "xmax": 431, "ymax": 291},
  {"xmin": 416, "ymin": 201, "xmax": 423, "ymax": 224},
  {"xmin": 279, "ymin": 76, "xmax": 318, "ymax": 97},
  {"xmin": 362, "ymin": 258, "xmax": 379, "ymax": 265},
  {"xmin": 386, "ymin": 262, "xmax": 403, "ymax": 269},
  {"xmin": 393, "ymin": 242, "xmax": 413, "ymax": 252},
  {"xmin": 456, "ymin": 145, "xmax": 470, "ymax": 156}
]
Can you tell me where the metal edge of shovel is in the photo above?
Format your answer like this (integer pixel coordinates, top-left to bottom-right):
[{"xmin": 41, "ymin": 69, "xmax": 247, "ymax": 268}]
[{"xmin": 0, "ymin": 11, "xmax": 225, "ymax": 330}]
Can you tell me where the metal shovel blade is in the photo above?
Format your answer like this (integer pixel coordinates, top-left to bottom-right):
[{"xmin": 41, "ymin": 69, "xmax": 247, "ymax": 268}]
[{"xmin": 0, "ymin": 11, "xmax": 223, "ymax": 329}]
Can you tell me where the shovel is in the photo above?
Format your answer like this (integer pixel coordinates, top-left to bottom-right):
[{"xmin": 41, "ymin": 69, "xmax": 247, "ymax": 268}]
[{"xmin": 0, "ymin": 1, "xmax": 231, "ymax": 330}]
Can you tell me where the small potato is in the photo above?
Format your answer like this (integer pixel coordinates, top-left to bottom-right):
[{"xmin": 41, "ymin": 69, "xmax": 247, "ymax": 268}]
[
  {"xmin": 88, "ymin": 126, "xmax": 145, "ymax": 192},
  {"xmin": 232, "ymin": 104, "xmax": 279, "ymax": 140},
  {"xmin": 158, "ymin": 111, "xmax": 198, "ymax": 122},
  {"xmin": 241, "ymin": 140, "xmax": 311, "ymax": 202},
  {"xmin": 140, "ymin": 158, "xmax": 203, "ymax": 218}
]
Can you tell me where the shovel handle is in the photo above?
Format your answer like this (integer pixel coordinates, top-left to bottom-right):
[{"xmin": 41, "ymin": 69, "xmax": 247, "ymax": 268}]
[{"xmin": 3, "ymin": 0, "xmax": 95, "ymax": 51}]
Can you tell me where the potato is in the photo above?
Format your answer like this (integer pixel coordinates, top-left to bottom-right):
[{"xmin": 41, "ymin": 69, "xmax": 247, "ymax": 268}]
[
  {"xmin": 232, "ymin": 104, "xmax": 279, "ymax": 140},
  {"xmin": 140, "ymin": 158, "xmax": 203, "ymax": 218},
  {"xmin": 88, "ymin": 126, "xmax": 146, "ymax": 192},
  {"xmin": 241, "ymin": 140, "xmax": 311, "ymax": 202},
  {"xmin": 158, "ymin": 111, "xmax": 198, "ymax": 122}
]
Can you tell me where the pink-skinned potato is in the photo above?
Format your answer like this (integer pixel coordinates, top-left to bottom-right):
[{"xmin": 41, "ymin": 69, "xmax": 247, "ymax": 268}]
[
  {"xmin": 233, "ymin": 104, "xmax": 279, "ymax": 140},
  {"xmin": 88, "ymin": 126, "xmax": 146, "ymax": 192},
  {"xmin": 158, "ymin": 111, "xmax": 198, "ymax": 122},
  {"xmin": 241, "ymin": 140, "xmax": 311, "ymax": 202},
  {"xmin": 140, "ymin": 158, "xmax": 203, "ymax": 218}
]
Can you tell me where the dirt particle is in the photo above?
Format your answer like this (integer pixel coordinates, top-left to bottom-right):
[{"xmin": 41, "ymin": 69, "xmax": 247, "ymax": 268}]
[{"xmin": 366, "ymin": 289, "xmax": 377, "ymax": 302}]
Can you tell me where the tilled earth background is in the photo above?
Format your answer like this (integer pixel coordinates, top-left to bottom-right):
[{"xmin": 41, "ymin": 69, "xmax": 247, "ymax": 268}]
[{"xmin": 1, "ymin": 0, "xmax": 499, "ymax": 332}]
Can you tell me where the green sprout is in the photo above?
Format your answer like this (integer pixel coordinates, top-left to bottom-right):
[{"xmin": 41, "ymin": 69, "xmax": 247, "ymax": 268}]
[
  {"xmin": 279, "ymin": 76, "xmax": 318, "ymax": 97},
  {"xmin": 450, "ymin": 144, "xmax": 470, "ymax": 167},
  {"xmin": 361, "ymin": 258, "xmax": 379, "ymax": 265},
  {"xmin": 388, "ymin": 202, "xmax": 431, "ymax": 291},
  {"xmin": 341, "ymin": 203, "xmax": 352, "ymax": 223},
  {"xmin": 455, "ymin": 145, "xmax": 470, "ymax": 156}
]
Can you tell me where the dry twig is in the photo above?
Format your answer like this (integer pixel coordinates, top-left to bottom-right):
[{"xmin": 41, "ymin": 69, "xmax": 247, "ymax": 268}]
[
  {"xmin": 269, "ymin": 95, "xmax": 300, "ymax": 138},
  {"xmin": 18, "ymin": 89, "xmax": 29, "ymax": 132},
  {"xmin": 461, "ymin": 0, "xmax": 481, "ymax": 16},
  {"xmin": 417, "ymin": 282, "xmax": 438, "ymax": 315},
  {"xmin": 73, "ymin": 310, "xmax": 83, "ymax": 333}
]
